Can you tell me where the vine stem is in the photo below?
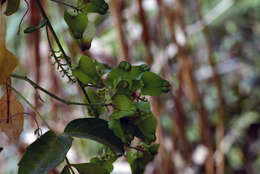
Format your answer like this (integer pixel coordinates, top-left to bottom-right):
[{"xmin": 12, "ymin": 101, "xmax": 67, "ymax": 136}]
[
  {"xmin": 35, "ymin": 0, "xmax": 99, "ymax": 117},
  {"xmin": 35, "ymin": 0, "xmax": 71, "ymax": 66},
  {"xmin": 10, "ymin": 74, "xmax": 108, "ymax": 107},
  {"xmin": 7, "ymin": 83, "xmax": 76, "ymax": 172},
  {"xmin": 6, "ymin": 83, "xmax": 53, "ymax": 131}
]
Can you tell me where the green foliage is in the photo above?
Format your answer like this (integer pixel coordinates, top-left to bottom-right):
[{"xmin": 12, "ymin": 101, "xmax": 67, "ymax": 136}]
[
  {"xmin": 8, "ymin": 0, "xmax": 171, "ymax": 173},
  {"xmin": 78, "ymin": 0, "xmax": 109, "ymax": 15},
  {"xmin": 85, "ymin": 89, "xmax": 105, "ymax": 116},
  {"xmin": 24, "ymin": 19, "xmax": 47, "ymax": 34},
  {"xmin": 135, "ymin": 115, "xmax": 157, "ymax": 144},
  {"xmin": 109, "ymin": 119, "xmax": 127, "ymax": 143},
  {"xmin": 64, "ymin": 10, "xmax": 88, "ymax": 39},
  {"xmin": 72, "ymin": 56, "xmax": 101, "ymax": 86},
  {"xmin": 72, "ymin": 163, "xmax": 109, "ymax": 174},
  {"xmin": 127, "ymin": 144, "xmax": 159, "ymax": 174},
  {"xmin": 18, "ymin": 131, "xmax": 73, "ymax": 174},
  {"xmin": 64, "ymin": 118, "xmax": 124, "ymax": 154},
  {"xmin": 141, "ymin": 72, "xmax": 170, "ymax": 96}
]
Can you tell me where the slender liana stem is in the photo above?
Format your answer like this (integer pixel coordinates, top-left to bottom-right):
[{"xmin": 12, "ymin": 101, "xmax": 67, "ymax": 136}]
[
  {"xmin": 35, "ymin": 0, "xmax": 71, "ymax": 65},
  {"xmin": 6, "ymin": 83, "xmax": 53, "ymax": 131},
  {"xmin": 35, "ymin": 0, "xmax": 99, "ymax": 117},
  {"xmin": 10, "ymin": 74, "xmax": 109, "ymax": 107},
  {"xmin": 7, "ymin": 84, "xmax": 77, "ymax": 172},
  {"xmin": 45, "ymin": 26, "xmax": 75, "ymax": 82}
]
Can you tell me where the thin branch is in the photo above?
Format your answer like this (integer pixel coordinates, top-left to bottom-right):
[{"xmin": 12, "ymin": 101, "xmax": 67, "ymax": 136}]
[
  {"xmin": 35, "ymin": 0, "xmax": 99, "ymax": 117},
  {"xmin": 46, "ymin": 26, "xmax": 75, "ymax": 82},
  {"xmin": 10, "ymin": 74, "xmax": 109, "ymax": 107},
  {"xmin": 35, "ymin": 0, "xmax": 71, "ymax": 65},
  {"xmin": 6, "ymin": 83, "xmax": 53, "ymax": 131}
]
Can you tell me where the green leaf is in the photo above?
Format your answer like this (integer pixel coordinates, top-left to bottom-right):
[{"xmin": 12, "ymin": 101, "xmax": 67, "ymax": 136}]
[
  {"xmin": 85, "ymin": 89, "xmax": 105, "ymax": 116},
  {"xmin": 18, "ymin": 131, "xmax": 73, "ymax": 174},
  {"xmin": 104, "ymin": 67, "xmax": 124, "ymax": 88},
  {"xmin": 134, "ymin": 102, "xmax": 152, "ymax": 114},
  {"xmin": 110, "ymin": 110, "xmax": 136, "ymax": 119},
  {"xmin": 141, "ymin": 72, "xmax": 170, "ymax": 96},
  {"xmin": 5, "ymin": 0, "xmax": 20, "ymax": 16},
  {"xmin": 61, "ymin": 166, "xmax": 71, "ymax": 174},
  {"xmin": 72, "ymin": 56, "xmax": 101, "ymax": 85},
  {"xmin": 112, "ymin": 94, "xmax": 134, "ymax": 111},
  {"xmin": 80, "ymin": 0, "xmax": 109, "ymax": 15},
  {"xmin": 64, "ymin": 10, "xmax": 88, "ymax": 39},
  {"xmin": 64, "ymin": 118, "xmax": 124, "ymax": 154},
  {"xmin": 76, "ymin": 20, "xmax": 96, "ymax": 51},
  {"xmin": 135, "ymin": 115, "xmax": 157, "ymax": 144},
  {"xmin": 90, "ymin": 157, "xmax": 114, "ymax": 173},
  {"xmin": 108, "ymin": 120, "xmax": 127, "ymax": 142},
  {"xmin": 82, "ymin": 21, "xmax": 96, "ymax": 45},
  {"xmin": 24, "ymin": 19, "xmax": 47, "ymax": 34},
  {"xmin": 104, "ymin": 63, "xmax": 149, "ymax": 90},
  {"xmin": 126, "ymin": 145, "xmax": 159, "ymax": 174},
  {"xmin": 111, "ymin": 95, "xmax": 136, "ymax": 118},
  {"xmin": 72, "ymin": 163, "xmax": 109, "ymax": 174}
]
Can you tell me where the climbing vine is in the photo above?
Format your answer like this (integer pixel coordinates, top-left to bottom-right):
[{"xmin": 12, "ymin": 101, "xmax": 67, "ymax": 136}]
[{"xmin": 0, "ymin": 0, "xmax": 170, "ymax": 174}]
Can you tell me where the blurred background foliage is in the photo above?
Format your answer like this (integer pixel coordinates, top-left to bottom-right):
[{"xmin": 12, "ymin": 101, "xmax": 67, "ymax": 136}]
[{"xmin": 1, "ymin": 0, "xmax": 260, "ymax": 173}]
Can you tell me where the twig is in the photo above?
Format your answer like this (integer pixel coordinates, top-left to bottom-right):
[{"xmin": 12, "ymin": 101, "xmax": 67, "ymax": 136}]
[
  {"xmin": 46, "ymin": 26, "xmax": 75, "ymax": 82},
  {"xmin": 35, "ymin": 0, "xmax": 99, "ymax": 117},
  {"xmin": 10, "ymin": 74, "xmax": 109, "ymax": 107},
  {"xmin": 7, "ymin": 83, "xmax": 76, "ymax": 171},
  {"xmin": 35, "ymin": 0, "xmax": 71, "ymax": 65},
  {"xmin": 6, "ymin": 83, "xmax": 53, "ymax": 131}
]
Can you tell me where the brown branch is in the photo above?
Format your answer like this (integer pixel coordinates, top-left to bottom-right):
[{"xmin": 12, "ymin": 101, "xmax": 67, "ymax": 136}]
[
  {"xmin": 194, "ymin": 1, "xmax": 226, "ymax": 174},
  {"xmin": 28, "ymin": 0, "xmax": 43, "ymax": 109},
  {"xmin": 164, "ymin": 63, "xmax": 192, "ymax": 163},
  {"xmin": 156, "ymin": 1, "xmax": 215, "ymax": 173},
  {"xmin": 137, "ymin": 0, "xmax": 153, "ymax": 65},
  {"xmin": 110, "ymin": 0, "xmax": 131, "ymax": 62}
]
